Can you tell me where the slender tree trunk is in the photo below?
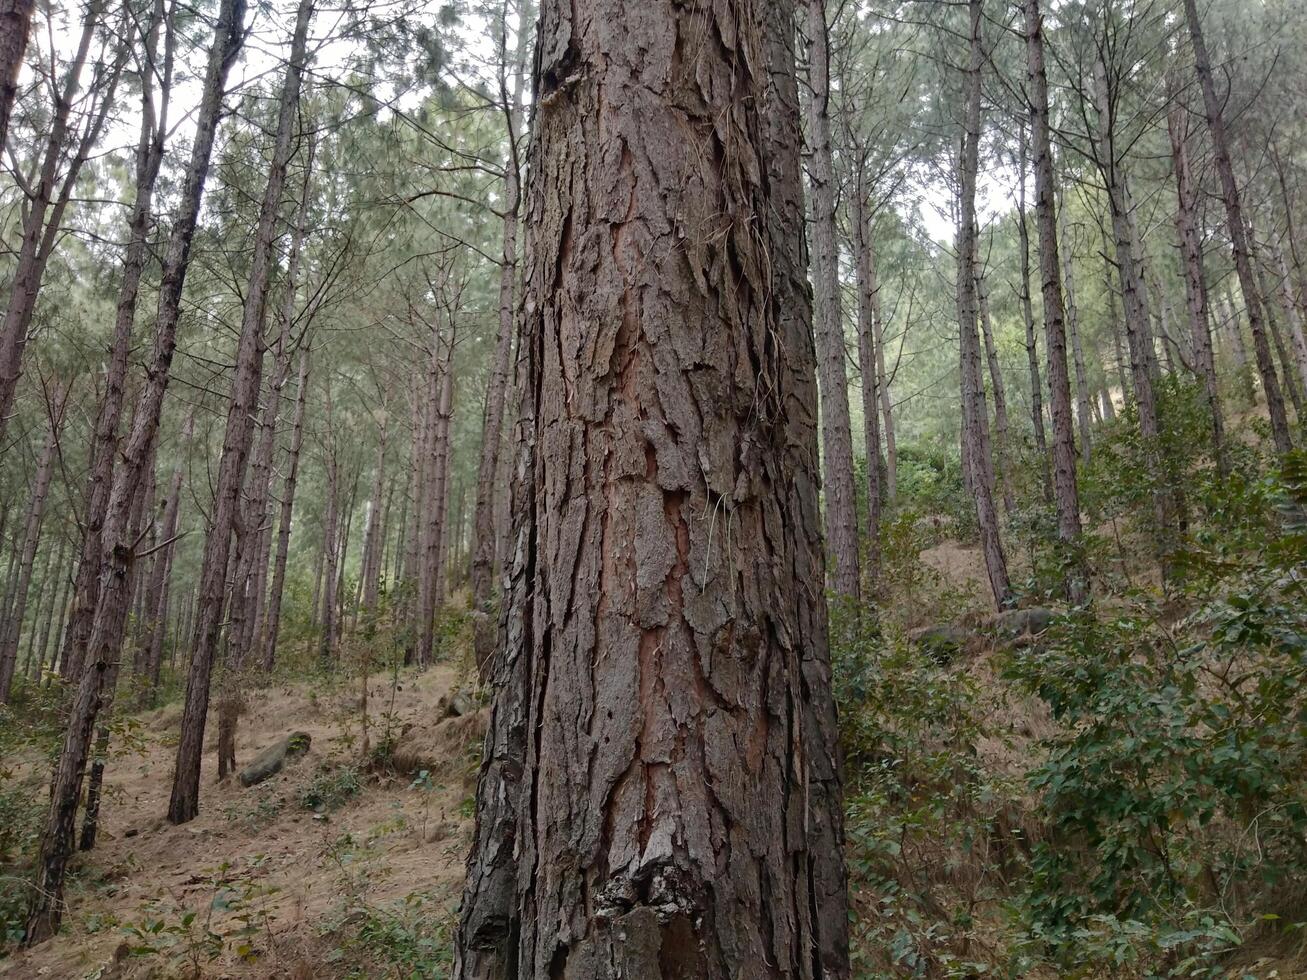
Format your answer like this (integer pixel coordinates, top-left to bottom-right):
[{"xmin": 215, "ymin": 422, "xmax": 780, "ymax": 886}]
[
  {"xmin": 169, "ymin": 0, "xmax": 312, "ymax": 824},
  {"xmin": 23, "ymin": 0, "xmax": 246, "ymax": 939},
  {"xmin": 1270, "ymin": 239, "xmax": 1307, "ymax": 398},
  {"xmin": 261, "ymin": 347, "xmax": 309, "ymax": 671},
  {"xmin": 0, "ymin": 0, "xmax": 36, "ymax": 152},
  {"xmin": 0, "ymin": 2, "xmax": 122, "ymax": 445},
  {"xmin": 977, "ymin": 268, "xmax": 1015, "ymax": 514},
  {"xmin": 1167, "ymin": 94, "xmax": 1226, "ymax": 471},
  {"xmin": 57, "ymin": 0, "xmax": 174, "ymax": 685},
  {"xmin": 1026, "ymin": 0, "xmax": 1086, "ymax": 603},
  {"xmin": 1016, "ymin": 130, "xmax": 1050, "ymax": 491},
  {"xmin": 958, "ymin": 0, "xmax": 1011, "ymax": 610},
  {"xmin": 31, "ymin": 532, "xmax": 67, "ymax": 680},
  {"xmin": 1184, "ymin": 0, "xmax": 1292, "ymax": 452},
  {"xmin": 1092, "ymin": 57, "xmax": 1173, "ymax": 564},
  {"xmin": 472, "ymin": 0, "xmax": 530, "ymax": 678},
  {"xmin": 455, "ymin": 1, "xmax": 849, "ymax": 974},
  {"xmin": 805, "ymin": 0, "xmax": 860, "ymax": 601},
  {"xmin": 0, "ymin": 392, "xmax": 63, "ymax": 699},
  {"xmin": 360, "ymin": 409, "xmax": 389, "ymax": 623},
  {"xmin": 139, "ymin": 465, "xmax": 182, "ymax": 704},
  {"xmin": 854, "ymin": 178, "xmax": 883, "ymax": 595},
  {"xmin": 1060, "ymin": 205, "xmax": 1094, "ymax": 463}
]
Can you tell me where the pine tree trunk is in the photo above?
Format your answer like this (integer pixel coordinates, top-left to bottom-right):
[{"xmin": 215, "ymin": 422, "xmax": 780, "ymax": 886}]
[
  {"xmin": 0, "ymin": 0, "xmax": 36, "ymax": 151},
  {"xmin": 1016, "ymin": 129, "xmax": 1050, "ymax": 490},
  {"xmin": 1167, "ymin": 94, "xmax": 1226, "ymax": 471},
  {"xmin": 472, "ymin": 0, "xmax": 530, "ymax": 678},
  {"xmin": 0, "ymin": 392, "xmax": 63, "ymax": 700},
  {"xmin": 1271, "ymin": 240, "xmax": 1307, "ymax": 398},
  {"xmin": 57, "ymin": 0, "xmax": 174, "ymax": 685},
  {"xmin": 262, "ymin": 347, "xmax": 309, "ymax": 671},
  {"xmin": 33, "ymin": 532, "xmax": 68, "ymax": 680},
  {"xmin": 1026, "ymin": 0, "xmax": 1086, "ymax": 603},
  {"xmin": 455, "ymin": 2, "xmax": 849, "ymax": 974},
  {"xmin": 805, "ymin": 0, "xmax": 860, "ymax": 601},
  {"xmin": 854, "ymin": 178, "xmax": 883, "ymax": 594},
  {"xmin": 977, "ymin": 269, "xmax": 1015, "ymax": 514},
  {"xmin": 139, "ymin": 465, "xmax": 182, "ymax": 704},
  {"xmin": 958, "ymin": 0, "xmax": 1012, "ymax": 610},
  {"xmin": 1060, "ymin": 205, "xmax": 1094, "ymax": 464},
  {"xmin": 23, "ymin": 0, "xmax": 246, "ymax": 939},
  {"xmin": 1184, "ymin": 0, "xmax": 1292, "ymax": 452},
  {"xmin": 0, "ymin": 2, "xmax": 122, "ymax": 445},
  {"xmin": 169, "ymin": 0, "xmax": 312, "ymax": 824}
]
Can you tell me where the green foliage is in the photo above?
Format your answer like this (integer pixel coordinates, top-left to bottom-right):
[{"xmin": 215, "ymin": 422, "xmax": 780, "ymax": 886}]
[
  {"xmin": 1003, "ymin": 452, "xmax": 1307, "ymax": 974},
  {"xmin": 325, "ymin": 890, "xmax": 455, "ymax": 979},
  {"xmin": 833, "ymin": 610, "xmax": 1029, "ymax": 977},
  {"xmin": 300, "ymin": 763, "xmax": 362, "ymax": 813}
]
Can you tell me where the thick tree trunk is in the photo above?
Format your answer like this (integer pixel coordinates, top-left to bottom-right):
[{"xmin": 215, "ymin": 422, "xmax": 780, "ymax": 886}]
[
  {"xmin": 1167, "ymin": 95, "xmax": 1226, "ymax": 471},
  {"xmin": 1184, "ymin": 0, "xmax": 1292, "ymax": 452},
  {"xmin": 455, "ymin": 1, "xmax": 849, "ymax": 975},
  {"xmin": 261, "ymin": 347, "xmax": 309, "ymax": 671},
  {"xmin": 0, "ymin": 0, "xmax": 36, "ymax": 152},
  {"xmin": 169, "ymin": 0, "xmax": 312, "ymax": 825},
  {"xmin": 805, "ymin": 0, "xmax": 860, "ymax": 601},
  {"xmin": 0, "ymin": 392, "xmax": 63, "ymax": 700},
  {"xmin": 958, "ymin": 0, "xmax": 1012, "ymax": 610},
  {"xmin": 1026, "ymin": 0, "xmax": 1086, "ymax": 603},
  {"xmin": 23, "ymin": 0, "xmax": 246, "ymax": 941}
]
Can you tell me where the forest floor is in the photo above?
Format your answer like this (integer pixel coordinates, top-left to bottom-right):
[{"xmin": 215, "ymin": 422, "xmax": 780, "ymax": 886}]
[{"xmin": 3, "ymin": 663, "xmax": 487, "ymax": 979}]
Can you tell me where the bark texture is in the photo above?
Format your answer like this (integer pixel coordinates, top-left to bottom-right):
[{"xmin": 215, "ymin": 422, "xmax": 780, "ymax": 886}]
[
  {"xmin": 0, "ymin": 0, "xmax": 35, "ymax": 152},
  {"xmin": 455, "ymin": 1, "xmax": 849, "ymax": 976}
]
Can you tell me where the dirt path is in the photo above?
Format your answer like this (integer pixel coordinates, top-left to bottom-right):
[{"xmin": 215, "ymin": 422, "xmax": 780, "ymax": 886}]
[{"xmin": 4, "ymin": 665, "xmax": 483, "ymax": 979}]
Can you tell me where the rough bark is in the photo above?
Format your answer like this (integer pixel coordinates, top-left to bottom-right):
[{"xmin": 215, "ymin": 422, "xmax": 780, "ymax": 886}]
[
  {"xmin": 1183, "ymin": 0, "xmax": 1292, "ymax": 452},
  {"xmin": 0, "ymin": 0, "xmax": 36, "ymax": 152},
  {"xmin": 1026, "ymin": 0, "xmax": 1086, "ymax": 602},
  {"xmin": 169, "ymin": 0, "xmax": 312, "ymax": 824},
  {"xmin": 1270, "ymin": 239, "xmax": 1307, "ymax": 399},
  {"xmin": 455, "ymin": 1, "xmax": 849, "ymax": 975},
  {"xmin": 805, "ymin": 0, "xmax": 860, "ymax": 601},
  {"xmin": 23, "ymin": 0, "xmax": 246, "ymax": 940}
]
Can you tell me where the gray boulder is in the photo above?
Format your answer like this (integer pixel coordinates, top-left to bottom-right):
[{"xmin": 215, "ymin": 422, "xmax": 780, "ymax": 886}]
[{"xmin": 239, "ymin": 731, "xmax": 311, "ymax": 787}]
